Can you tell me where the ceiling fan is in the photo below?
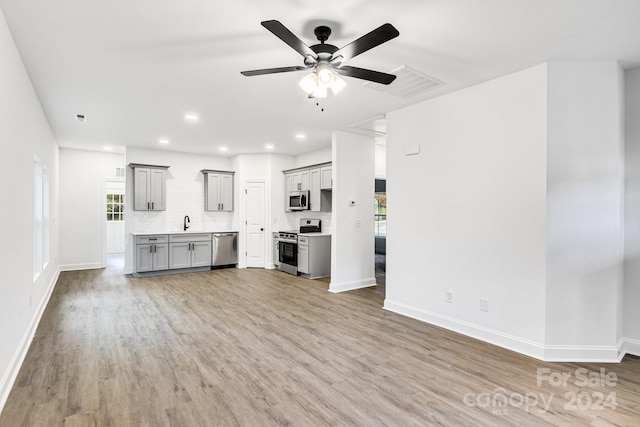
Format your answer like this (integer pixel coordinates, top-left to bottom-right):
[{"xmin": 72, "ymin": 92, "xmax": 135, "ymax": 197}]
[{"xmin": 240, "ymin": 20, "xmax": 399, "ymax": 98}]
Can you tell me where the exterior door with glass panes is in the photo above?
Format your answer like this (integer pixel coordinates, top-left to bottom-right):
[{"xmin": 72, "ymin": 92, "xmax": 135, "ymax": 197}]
[{"xmin": 106, "ymin": 181, "xmax": 126, "ymax": 254}]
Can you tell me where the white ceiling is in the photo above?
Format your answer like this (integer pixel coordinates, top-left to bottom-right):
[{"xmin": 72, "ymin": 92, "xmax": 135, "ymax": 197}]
[{"xmin": 2, "ymin": 0, "xmax": 640, "ymax": 156}]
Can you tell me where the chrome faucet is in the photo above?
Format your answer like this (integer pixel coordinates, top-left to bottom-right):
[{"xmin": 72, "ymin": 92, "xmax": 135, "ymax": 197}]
[{"xmin": 183, "ymin": 215, "xmax": 190, "ymax": 231}]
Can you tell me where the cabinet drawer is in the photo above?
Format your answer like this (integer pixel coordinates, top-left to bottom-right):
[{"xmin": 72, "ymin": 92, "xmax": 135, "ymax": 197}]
[
  {"xmin": 135, "ymin": 235, "xmax": 168, "ymax": 244},
  {"xmin": 169, "ymin": 233, "xmax": 211, "ymax": 243},
  {"xmin": 298, "ymin": 236, "xmax": 309, "ymax": 245}
]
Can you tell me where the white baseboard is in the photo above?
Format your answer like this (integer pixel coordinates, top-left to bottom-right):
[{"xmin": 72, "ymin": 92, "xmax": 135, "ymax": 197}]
[
  {"xmin": 384, "ymin": 299, "xmax": 634, "ymax": 363},
  {"xmin": 542, "ymin": 344, "xmax": 622, "ymax": 363},
  {"xmin": 621, "ymin": 338, "xmax": 640, "ymax": 358},
  {"xmin": 59, "ymin": 262, "xmax": 102, "ymax": 271},
  {"xmin": 384, "ymin": 298, "xmax": 547, "ymax": 360},
  {"xmin": 329, "ymin": 277, "xmax": 377, "ymax": 293},
  {"xmin": 0, "ymin": 266, "xmax": 60, "ymax": 414}
]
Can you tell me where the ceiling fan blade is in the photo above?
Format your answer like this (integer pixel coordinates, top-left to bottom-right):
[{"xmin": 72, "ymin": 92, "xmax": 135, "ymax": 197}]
[
  {"xmin": 241, "ymin": 66, "xmax": 308, "ymax": 77},
  {"xmin": 261, "ymin": 20, "xmax": 318, "ymax": 59},
  {"xmin": 333, "ymin": 23, "xmax": 399, "ymax": 63},
  {"xmin": 334, "ymin": 66, "xmax": 397, "ymax": 85}
]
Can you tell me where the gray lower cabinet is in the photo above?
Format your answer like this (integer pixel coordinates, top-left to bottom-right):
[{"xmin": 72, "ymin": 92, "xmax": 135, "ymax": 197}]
[
  {"xmin": 169, "ymin": 233, "xmax": 212, "ymax": 269},
  {"xmin": 135, "ymin": 235, "xmax": 169, "ymax": 272},
  {"xmin": 297, "ymin": 234, "xmax": 331, "ymax": 279}
]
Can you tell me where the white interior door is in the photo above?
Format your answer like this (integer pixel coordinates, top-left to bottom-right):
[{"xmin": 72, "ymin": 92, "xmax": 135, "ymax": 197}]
[{"xmin": 245, "ymin": 181, "xmax": 266, "ymax": 268}]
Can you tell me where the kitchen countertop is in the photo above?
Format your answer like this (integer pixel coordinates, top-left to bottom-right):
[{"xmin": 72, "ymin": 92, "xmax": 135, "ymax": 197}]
[
  {"xmin": 131, "ymin": 230, "xmax": 238, "ymax": 236},
  {"xmin": 298, "ymin": 232, "xmax": 332, "ymax": 237}
]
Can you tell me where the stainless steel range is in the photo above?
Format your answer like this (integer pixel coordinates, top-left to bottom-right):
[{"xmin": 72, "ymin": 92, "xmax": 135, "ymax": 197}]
[{"xmin": 277, "ymin": 219, "xmax": 321, "ymax": 275}]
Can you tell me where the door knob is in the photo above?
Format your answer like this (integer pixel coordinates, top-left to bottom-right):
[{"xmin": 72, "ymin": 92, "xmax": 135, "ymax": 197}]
[{"xmin": 260, "ymin": 228, "xmax": 264, "ymax": 231}]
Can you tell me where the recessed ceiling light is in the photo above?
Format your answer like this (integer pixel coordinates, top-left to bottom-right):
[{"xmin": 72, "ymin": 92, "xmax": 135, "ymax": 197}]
[
  {"xmin": 184, "ymin": 113, "xmax": 199, "ymax": 122},
  {"xmin": 103, "ymin": 146, "xmax": 112, "ymax": 151},
  {"xmin": 265, "ymin": 143, "xmax": 274, "ymax": 150},
  {"xmin": 158, "ymin": 139, "xmax": 170, "ymax": 144},
  {"xmin": 75, "ymin": 114, "xmax": 87, "ymax": 122},
  {"xmin": 219, "ymin": 146, "xmax": 228, "ymax": 152},
  {"xmin": 295, "ymin": 133, "xmax": 306, "ymax": 140}
]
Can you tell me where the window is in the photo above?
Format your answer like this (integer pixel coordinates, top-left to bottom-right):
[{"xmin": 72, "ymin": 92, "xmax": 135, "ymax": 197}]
[
  {"xmin": 106, "ymin": 193, "xmax": 125, "ymax": 221},
  {"xmin": 43, "ymin": 165, "xmax": 50, "ymax": 267},
  {"xmin": 33, "ymin": 156, "xmax": 50, "ymax": 279}
]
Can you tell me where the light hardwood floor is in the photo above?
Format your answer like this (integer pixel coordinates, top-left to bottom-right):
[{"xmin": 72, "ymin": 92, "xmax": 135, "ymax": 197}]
[{"xmin": 1, "ymin": 259, "xmax": 639, "ymax": 426}]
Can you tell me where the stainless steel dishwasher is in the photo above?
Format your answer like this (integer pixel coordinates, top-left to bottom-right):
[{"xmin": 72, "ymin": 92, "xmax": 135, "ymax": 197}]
[{"xmin": 211, "ymin": 232, "xmax": 238, "ymax": 267}]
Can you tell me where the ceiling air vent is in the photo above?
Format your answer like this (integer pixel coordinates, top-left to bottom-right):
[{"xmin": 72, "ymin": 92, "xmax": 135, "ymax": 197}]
[{"xmin": 362, "ymin": 65, "xmax": 445, "ymax": 98}]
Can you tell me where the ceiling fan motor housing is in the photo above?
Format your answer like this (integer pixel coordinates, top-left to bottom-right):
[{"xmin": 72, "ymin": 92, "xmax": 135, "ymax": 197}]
[{"xmin": 314, "ymin": 25, "xmax": 332, "ymax": 42}]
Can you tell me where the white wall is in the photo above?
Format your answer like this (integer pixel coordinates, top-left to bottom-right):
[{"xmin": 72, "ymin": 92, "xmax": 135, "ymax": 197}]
[
  {"xmin": 385, "ymin": 62, "xmax": 628, "ymax": 362},
  {"xmin": 330, "ymin": 131, "xmax": 376, "ymax": 292},
  {"xmin": 232, "ymin": 154, "xmax": 281, "ymax": 268},
  {"xmin": 0, "ymin": 8, "xmax": 60, "ymax": 410},
  {"xmin": 385, "ymin": 65, "xmax": 549, "ymax": 357},
  {"xmin": 59, "ymin": 148, "xmax": 125, "ymax": 269},
  {"xmin": 375, "ymin": 143, "xmax": 386, "ymax": 179},
  {"xmin": 624, "ymin": 67, "xmax": 640, "ymax": 354},
  {"xmin": 294, "ymin": 146, "xmax": 331, "ymax": 168},
  {"xmin": 545, "ymin": 62, "xmax": 625, "ymax": 358},
  {"xmin": 124, "ymin": 147, "xmax": 233, "ymax": 273}
]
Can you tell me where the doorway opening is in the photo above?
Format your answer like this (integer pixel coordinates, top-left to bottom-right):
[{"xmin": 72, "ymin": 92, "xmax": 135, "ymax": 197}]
[{"xmin": 102, "ymin": 178, "xmax": 125, "ymax": 272}]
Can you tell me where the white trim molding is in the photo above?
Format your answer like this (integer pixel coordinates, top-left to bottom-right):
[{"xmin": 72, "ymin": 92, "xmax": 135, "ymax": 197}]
[
  {"xmin": 329, "ymin": 277, "xmax": 377, "ymax": 293},
  {"xmin": 60, "ymin": 262, "xmax": 103, "ymax": 271},
  {"xmin": 0, "ymin": 267, "xmax": 60, "ymax": 413},
  {"xmin": 621, "ymin": 338, "xmax": 640, "ymax": 359},
  {"xmin": 384, "ymin": 299, "xmax": 635, "ymax": 363}
]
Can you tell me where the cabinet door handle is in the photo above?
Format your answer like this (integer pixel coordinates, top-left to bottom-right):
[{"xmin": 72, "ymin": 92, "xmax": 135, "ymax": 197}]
[
  {"xmin": 147, "ymin": 202, "xmax": 150, "ymax": 210},
  {"xmin": 221, "ymin": 203, "xmax": 224, "ymax": 210},
  {"xmin": 151, "ymin": 202, "xmax": 154, "ymax": 210}
]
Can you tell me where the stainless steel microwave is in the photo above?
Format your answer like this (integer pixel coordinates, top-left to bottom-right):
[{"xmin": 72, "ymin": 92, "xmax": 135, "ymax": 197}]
[{"xmin": 288, "ymin": 190, "xmax": 309, "ymax": 211}]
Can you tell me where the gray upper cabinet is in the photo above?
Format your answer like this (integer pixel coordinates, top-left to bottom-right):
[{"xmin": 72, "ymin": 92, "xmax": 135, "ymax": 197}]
[
  {"xmin": 202, "ymin": 170, "xmax": 234, "ymax": 211},
  {"xmin": 283, "ymin": 162, "xmax": 331, "ymax": 212},
  {"xmin": 320, "ymin": 165, "xmax": 332, "ymax": 189},
  {"xmin": 130, "ymin": 163, "xmax": 169, "ymax": 211}
]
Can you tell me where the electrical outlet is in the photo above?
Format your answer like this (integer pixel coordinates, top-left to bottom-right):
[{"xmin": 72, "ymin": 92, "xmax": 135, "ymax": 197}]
[
  {"xmin": 445, "ymin": 291, "xmax": 454, "ymax": 304},
  {"xmin": 355, "ymin": 219, "xmax": 361, "ymax": 228},
  {"xmin": 480, "ymin": 298, "xmax": 489, "ymax": 312}
]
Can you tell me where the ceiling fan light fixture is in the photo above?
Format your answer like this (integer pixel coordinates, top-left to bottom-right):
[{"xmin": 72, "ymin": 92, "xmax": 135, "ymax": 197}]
[
  {"xmin": 311, "ymin": 86, "xmax": 328, "ymax": 99},
  {"xmin": 330, "ymin": 73, "xmax": 347, "ymax": 95},
  {"xmin": 299, "ymin": 68, "xmax": 344, "ymax": 98},
  {"xmin": 316, "ymin": 63, "xmax": 334, "ymax": 89},
  {"xmin": 299, "ymin": 72, "xmax": 318, "ymax": 94}
]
